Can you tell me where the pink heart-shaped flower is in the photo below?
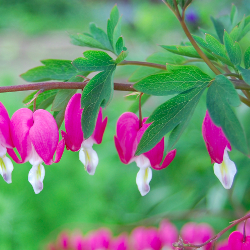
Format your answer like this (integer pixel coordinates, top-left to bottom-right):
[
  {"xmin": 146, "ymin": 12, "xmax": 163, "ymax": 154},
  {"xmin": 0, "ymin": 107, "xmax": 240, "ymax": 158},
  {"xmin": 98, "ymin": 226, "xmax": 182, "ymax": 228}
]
[{"xmin": 228, "ymin": 231, "xmax": 250, "ymax": 250}]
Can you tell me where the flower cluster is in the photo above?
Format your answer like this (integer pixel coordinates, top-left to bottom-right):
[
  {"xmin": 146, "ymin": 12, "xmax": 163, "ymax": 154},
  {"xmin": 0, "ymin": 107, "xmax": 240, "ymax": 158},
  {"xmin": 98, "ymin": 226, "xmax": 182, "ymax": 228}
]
[
  {"xmin": 0, "ymin": 94, "xmax": 238, "ymax": 196},
  {"xmin": 45, "ymin": 220, "xmax": 218, "ymax": 250},
  {"xmin": 0, "ymin": 93, "xmax": 107, "ymax": 194}
]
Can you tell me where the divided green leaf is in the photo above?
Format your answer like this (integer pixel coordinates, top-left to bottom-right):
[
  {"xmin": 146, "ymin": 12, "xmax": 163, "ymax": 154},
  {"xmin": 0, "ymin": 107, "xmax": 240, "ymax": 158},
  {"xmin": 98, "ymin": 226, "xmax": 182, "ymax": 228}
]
[
  {"xmin": 211, "ymin": 17, "xmax": 225, "ymax": 43},
  {"xmin": 230, "ymin": 4, "xmax": 238, "ymax": 28},
  {"xmin": 237, "ymin": 66, "xmax": 250, "ymax": 85},
  {"xmin": 134, "ymin": 65, "xmax": 211, "ymax": 96},
  {"xmin": 238, "ymin": 15, "xmax": 250, "ymax": 41},
  {"xmin": 23, "ymin": 89, "xmax": 59, "ymax": 110},
  {"xmin": 161, "ymin": 45, "xmax": 216, "ymax": 60},
  {"xmin": 81, "ymin": 65, "xmax": 116, "ymax": 138},
  {"xmin": 89, "ymin": 23, "xmax": 113, "ymax": 51},
  {"xmin": 224, "ymin": 31, "xmax": 241, "ymax": 66},
  {"xmin": 21, "ymin": 59, "xmax": 80, "ymax": 82},
  {"xmin": 244, "ymin": 46, "xmax": 250, "ymax": 69},
  {"xmin": 136, "ymin": 83, "xmax": 208, "ymax": 155},
  {"xmin": 52, "ymin": 89, "xmax": 77, "ymax": 111},
  {"xmin": 72, "ymin": 50, "xmax": 116, "ymax": 72},
  {"xmin": 115, "ymin": 50, "xmax": 128, "ymax": 64},
  {"xmin": 206, "ymin": 74, "xmax": 248, "ymax": 154},
  {"xmin": 53, "ymin": 109, "xmax": 66, "ymax": 129},
  {"xmin": 193, "ymin": 34, "xmax": 232, "ymax": 66},
  {"xmin": 167, "ymin": 103, "xmax": 196, "ymax": 151},
  {"xmin": 70, "ymin": 33, "xmax": 110, "ymax": 51},
  {"xmin": 107, "ymin": 5, "xmax": 122, "ymax": 55}
]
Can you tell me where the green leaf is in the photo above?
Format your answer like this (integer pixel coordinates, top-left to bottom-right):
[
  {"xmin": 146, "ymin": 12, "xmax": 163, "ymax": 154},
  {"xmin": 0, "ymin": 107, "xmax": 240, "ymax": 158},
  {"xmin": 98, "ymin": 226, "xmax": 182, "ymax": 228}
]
[
  {"xmin": 136, "ymin": 83, "xmax": 208, "ymax": 155},
  {"xmin": 167, "ymin": 103, "xmax": 196, "ymax": 151},
  {"xmin": 23, "ymin": 89, "xmax": 59, "ymax": 110},
  {"xmin": 206, "ymin": 75, "xmax": 248, "ymax": 154},
  {"xmin": 193, "ymin": 35, "xmax": 232, "ymax": 66},
  {"xmin": 53, "ymin": 109, "xmax": 66, "ymax": 129},
  {"xmin": 224, "ymin": 31, "xmax": 241, "ymax": 66},
  {"xmin": 72, "ymin": 50, "xmax": 115, "ymax": 72},
  {"xmin": 211, "ymin": 17, "xmax": 225, "ymax": 43},
  {"xmin": 52, "ymin": 73, "xmax": 89, "ymax": 111},
  {"xmin": 21, "ymin": 60, "xmax": 79, "ymax": 82},
  {"xmin": 70, "ymin": 33, "xmax": 109, "ymax": 51},
  {"xmin": 107, "ymin": 5, "xmax": 122, "ymax": 54},
  {"xmin": 230, "ymin": 4, "xmax": 238, "ymax": 27},
  {"xmin": 115, "ymin": 50, "xmax": 129, "ymax": 64},
  {"xmin": 230, "ymin": 16, "xmax": 245, "ymax": 41},
  {"xmin": 52, "ymin": 89, "xmax": 77, "ymax": 111},
  {"xmin": 147, "ymin": 51, "xmax": 185, "ymax": 65},
  {"xmin": 165, "ymin": 0, "xmax": 175, "ymax": 10},
  {"xmin": 161, "ymin": 45, "xmax": 216, "ymax": 60},
  {"xmin": 81, "ymin": 65, "xmax": 116, "ymax": 138},
  {"xmin": 238, "ymin": 15, "xmax": 250, "ymax": 41},
  {"xmin": 115, "ymin": 36, "xmax": 124, "ymax": 55},
  {"xmin": 244, "ymin": 46, "xmax": 250, "ymax": 69},
  {"xmin": 237, "ymin": 66, "xmax": 250, "ymax": 85},
  {"xmin": 89, "ymin": 22, "xmax": 113, "ymax": 51},
  {"xmin": 134, "ymin": 65, "xmax": 211, "ymax": 96}
]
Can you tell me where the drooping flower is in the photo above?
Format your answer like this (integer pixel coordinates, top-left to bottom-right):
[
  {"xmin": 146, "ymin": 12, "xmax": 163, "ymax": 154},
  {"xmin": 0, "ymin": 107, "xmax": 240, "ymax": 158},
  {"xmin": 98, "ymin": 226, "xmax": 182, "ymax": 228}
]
[
  {"xmin": 114, "ymin": 112, "xmax": 176, "ymax": 196},
  {"xmin": 7, "ymin": 108, "xmax": 65, "ymax": 194},
  {"xmin": 61, "ymin": 93, "xmax": 107, "ymax": 175},
  {"xmin": 88, "ymin": 228, "xmax": 111, "ymax": 250},
  {"xmin": 202, "ymin": 111, "xmax": 236, "ymax": 189},
  {"xmin": 158, "ymin": 219, "xmax": 178, "ymax": 249},
  {"xmin": 110, "ymin": 233, "xmax": 129, "ymax": 250},
  {"xmin": 0, "ymin": 102, "xmax": 14, "ymax": 184},
  {"xmin": 228, "ymin": 231, "xmax": 250, "ymax": 250},
  {"xmin": 181, "ymin": 222, "xmax": 214, "ymax": 250}
]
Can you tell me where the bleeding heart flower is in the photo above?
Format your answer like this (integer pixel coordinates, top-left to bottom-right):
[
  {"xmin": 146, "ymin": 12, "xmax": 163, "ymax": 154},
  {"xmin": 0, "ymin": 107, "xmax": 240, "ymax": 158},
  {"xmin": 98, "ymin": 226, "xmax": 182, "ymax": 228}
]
[
  {"xmin": 0, "ymin": 102, "xmax": 14, "ymax": 184},
  {"xmin": 158, "ymin": 219, "xmax": 178, "ymax": 249},
  {"xmin": 181, "ymin": 222, "xmax": 214, "ymax": 250},
  {"xmin": 114, "ymin": 112, "xmax": 176, "ymax": 196},
  {"xmin": 228, "ymin": 231, "xmax": 250, "ymax": 250},
  {"xmin": 61, "ymin": 93, "xmax": 107, "ymax": 175},
  {"xmin": 8, "ymin": 108, "xmax": 64, "ymax": 194},
  {"xmin": 88, "ymin": 228, "xmax": 111, "ymax": 250},
  {"xmin": 110, "ymin": 233, "xmax": 129, "ymax": 250},
  {"xmin": 202, "ymin": 110, "xmax": 236, "ymax": 189}
]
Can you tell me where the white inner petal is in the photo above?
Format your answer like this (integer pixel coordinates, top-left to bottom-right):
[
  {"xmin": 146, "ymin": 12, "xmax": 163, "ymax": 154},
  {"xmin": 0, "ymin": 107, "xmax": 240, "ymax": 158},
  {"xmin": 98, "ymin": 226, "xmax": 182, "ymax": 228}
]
[
  {"xmin": 81, "ymin": 137, "xmax": 95, "ymax": 148},
  {"xmin": 79, "ymin": 146, "xmax": 99, "ymax": 175},
  {"xmin": 136, "ymin": 167, "xmax": 152, "ymax": 196},
  {"xmin": 28, "ymin": 163, "xmax": 45, "ymax": 194},
  {"xmin": 214, "ymin": 148, "xmax": 237, "ymax": 189},
  {"xmin": 29, "ymin": 144, "xmax": 43, "ymax": 166},
  {"xmin": 135, "ymin": 154, "xmax": 151, "ymax": 169},
  {"xmin": 0, "ymin": 155, "xmax": 14, "ymax": 184},
  {"xmin": 0, "ymin": 144, "xmax": 7, "ymax": 158}
]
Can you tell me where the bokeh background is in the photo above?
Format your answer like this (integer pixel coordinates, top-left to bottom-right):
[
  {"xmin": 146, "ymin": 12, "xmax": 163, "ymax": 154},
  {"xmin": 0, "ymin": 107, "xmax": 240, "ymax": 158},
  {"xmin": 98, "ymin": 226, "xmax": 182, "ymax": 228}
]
[{"xmin": 0, "ymin": 0, "xmax": 250, "ymax": 249}]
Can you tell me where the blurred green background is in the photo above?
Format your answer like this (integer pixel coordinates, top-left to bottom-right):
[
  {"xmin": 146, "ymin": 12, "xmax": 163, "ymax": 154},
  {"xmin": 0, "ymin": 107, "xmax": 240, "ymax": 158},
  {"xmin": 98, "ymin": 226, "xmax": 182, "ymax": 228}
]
[{"xmin": 0, "ymin": 0, "xmax": 250, "ymax": 249}]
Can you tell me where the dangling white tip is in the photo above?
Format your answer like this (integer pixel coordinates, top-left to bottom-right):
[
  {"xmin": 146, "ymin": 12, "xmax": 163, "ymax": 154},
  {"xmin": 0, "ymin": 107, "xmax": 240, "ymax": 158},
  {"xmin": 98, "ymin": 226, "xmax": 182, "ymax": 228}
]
[
  {"xmin": 0, "ymin": 155, "xmax": 14, "ymax": 184},
  {"xmin": 79, "ymin": 146, "xmax": 99, "ymax": 175},
  {"xmin": 214, "ymin": 148, "xmax": 237, "ymax": 189},
  {"xmin": 28, "ymin": 163, "xmax": 45, "ymax": 194},
  {"xmin": 136, "ymin": 167, "xmax": 152, "ymax": 196}
]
